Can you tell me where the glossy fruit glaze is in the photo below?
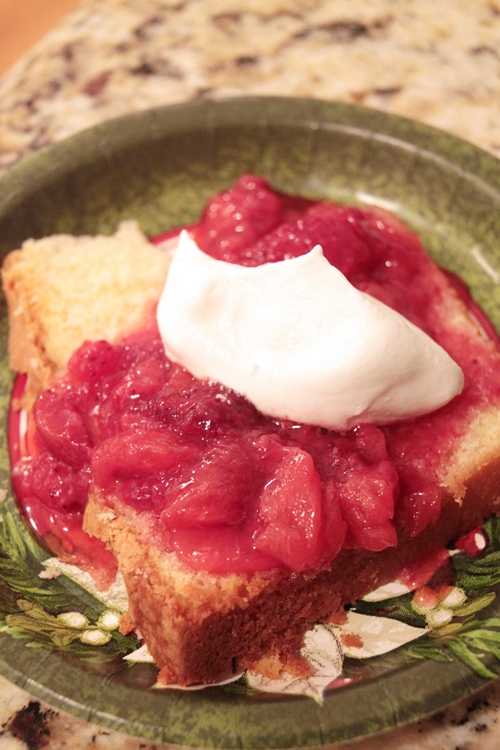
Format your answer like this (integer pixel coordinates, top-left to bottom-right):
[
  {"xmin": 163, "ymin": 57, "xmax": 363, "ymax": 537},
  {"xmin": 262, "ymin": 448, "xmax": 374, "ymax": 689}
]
[{"xmin": 9, "ymin": 175, "xmax": 500, "ymax": 577}]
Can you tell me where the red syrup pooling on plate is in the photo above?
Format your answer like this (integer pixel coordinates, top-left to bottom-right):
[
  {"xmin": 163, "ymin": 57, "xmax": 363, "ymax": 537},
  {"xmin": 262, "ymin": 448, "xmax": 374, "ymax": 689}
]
[
  {"xmin": 8, "ymin": 375, "xmax": 118, "ymax": 589},
  {"xmin": 7, "ymin": 174, "xmax": 500, "ymax": 578}
]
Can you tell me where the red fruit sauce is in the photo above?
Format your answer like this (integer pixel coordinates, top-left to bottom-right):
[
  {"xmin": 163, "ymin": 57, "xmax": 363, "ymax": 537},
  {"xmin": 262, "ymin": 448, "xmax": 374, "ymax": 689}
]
[{"xmin": 8, "ymin": 175, "xmax": 500, "ymax": 579}]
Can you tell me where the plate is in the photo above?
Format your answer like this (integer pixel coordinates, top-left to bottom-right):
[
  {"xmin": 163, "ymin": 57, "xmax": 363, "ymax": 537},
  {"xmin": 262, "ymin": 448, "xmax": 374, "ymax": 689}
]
[{"xmin": 0, "ymin": 96, "xmax": 499, "ymax": 748}]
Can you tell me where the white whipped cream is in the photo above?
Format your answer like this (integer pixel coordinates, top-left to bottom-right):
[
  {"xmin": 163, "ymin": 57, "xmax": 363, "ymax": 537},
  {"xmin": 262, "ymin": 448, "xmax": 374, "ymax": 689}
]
[{"xmin": 157, "ymin": 231, "xmax": 463, "ymax": 430}]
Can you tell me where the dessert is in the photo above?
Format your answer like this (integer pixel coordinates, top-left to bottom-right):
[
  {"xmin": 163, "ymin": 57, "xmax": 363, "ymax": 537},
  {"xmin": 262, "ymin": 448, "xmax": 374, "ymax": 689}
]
[{"xmin": 2, "ymin": 174, "xmax": 500, "ymax": 687}]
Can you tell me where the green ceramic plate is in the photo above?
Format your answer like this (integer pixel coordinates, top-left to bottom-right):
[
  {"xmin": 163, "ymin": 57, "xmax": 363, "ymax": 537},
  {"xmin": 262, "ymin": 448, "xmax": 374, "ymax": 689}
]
[{"xmin": 0, "ymin": 97, "xmax": 499, "ymax": 748}]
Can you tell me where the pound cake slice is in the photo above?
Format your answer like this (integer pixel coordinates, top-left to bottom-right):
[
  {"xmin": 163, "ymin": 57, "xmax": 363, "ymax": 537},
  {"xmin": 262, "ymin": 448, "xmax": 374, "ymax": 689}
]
[
  {"xmin": 3, "ymin": 174, "xmax": 500, "ymax": 686},
  {"xmin": 2, "ymin": 220, "xmax": 171, "ymax": 406}
]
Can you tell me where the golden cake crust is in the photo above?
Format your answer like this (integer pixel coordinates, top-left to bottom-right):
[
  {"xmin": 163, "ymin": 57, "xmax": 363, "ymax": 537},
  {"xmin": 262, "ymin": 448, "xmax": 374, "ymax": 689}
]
[{"xmin": 1, "ymin": 221, "xmax": 171, "ymax": 404}]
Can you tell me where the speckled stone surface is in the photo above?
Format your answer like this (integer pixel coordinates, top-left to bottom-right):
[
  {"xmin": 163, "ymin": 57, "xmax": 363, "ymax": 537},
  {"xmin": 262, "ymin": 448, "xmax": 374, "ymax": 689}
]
[
  {"xmin": 0, "ymin": 1, "xmax": 500, "ymax": 748},
  {"xmin": 1, "ymin": 0, "xmax": 500, "ymax": 175}
]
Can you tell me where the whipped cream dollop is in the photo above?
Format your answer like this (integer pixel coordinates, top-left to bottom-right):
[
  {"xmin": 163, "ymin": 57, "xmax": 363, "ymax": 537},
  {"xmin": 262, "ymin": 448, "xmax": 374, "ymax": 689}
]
[{"xmin": 157, "ymin": 231, "xmax": 464, "ymax": 430}]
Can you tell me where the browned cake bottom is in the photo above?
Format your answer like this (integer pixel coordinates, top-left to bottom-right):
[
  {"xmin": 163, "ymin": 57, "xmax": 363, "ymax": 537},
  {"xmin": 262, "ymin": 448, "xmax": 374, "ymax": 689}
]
[{"xmin": 84, "ymin": 451, "xmax": 500, "ymax": 686}]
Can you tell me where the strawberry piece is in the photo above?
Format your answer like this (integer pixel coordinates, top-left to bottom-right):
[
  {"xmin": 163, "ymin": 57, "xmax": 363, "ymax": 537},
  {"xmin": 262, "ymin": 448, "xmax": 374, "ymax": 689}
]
[
  {"xmin": 91, "ymin": 429, "xmax": 196, "ymax": 488},
  {"xmin": 194, "ymin": 174, "xmax": 283, "ymax": 260},
  {"xmin": 34, "ymin": 389, "xmax": 91, "ymax": 469},
  {"xmin": 161, "ymin": 442, "xmax": 261, "ymax": 528},
  {"xmin": 253, "ymin": 439, "xmax": 324, "ymax": 571},
  {"xmin": 337, "ymin": 459, "xmax": 399, "ymax": 551}
]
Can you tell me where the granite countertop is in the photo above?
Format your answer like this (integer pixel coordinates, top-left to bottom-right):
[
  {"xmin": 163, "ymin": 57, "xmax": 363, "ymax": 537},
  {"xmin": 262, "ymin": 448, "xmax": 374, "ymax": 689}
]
[{"xmin": 0, "ymin": 0, "xmax": 499, "ymax": 748}]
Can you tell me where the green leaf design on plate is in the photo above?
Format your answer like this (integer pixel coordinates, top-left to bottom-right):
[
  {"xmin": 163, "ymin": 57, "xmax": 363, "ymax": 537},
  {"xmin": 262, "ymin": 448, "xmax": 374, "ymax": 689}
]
[
  {"xmin": 351, "ymin": 520, "xmax": 500, "ymax": 681},
  {"xmin": 454, "ymin": 517, "xmax": 500, "ymax": 589},
  {"xmin": 0, "ymin": 510, "xmax": 139, "ymax": 662}
]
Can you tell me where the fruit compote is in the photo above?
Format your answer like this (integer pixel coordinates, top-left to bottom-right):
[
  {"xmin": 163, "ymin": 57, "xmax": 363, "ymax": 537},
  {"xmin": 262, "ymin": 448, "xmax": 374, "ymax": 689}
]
[{"xmin": 9, "ymin": 175, "xmax": 500, "ymax": 578}]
